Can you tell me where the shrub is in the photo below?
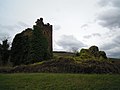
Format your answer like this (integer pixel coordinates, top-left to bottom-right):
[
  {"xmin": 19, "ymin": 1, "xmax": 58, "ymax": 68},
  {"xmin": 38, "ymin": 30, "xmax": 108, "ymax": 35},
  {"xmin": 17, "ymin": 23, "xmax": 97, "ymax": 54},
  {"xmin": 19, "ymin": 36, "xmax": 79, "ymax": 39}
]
[{"xmin": 79, "ymin": 46, "xmax": 107, "ymax": 60}]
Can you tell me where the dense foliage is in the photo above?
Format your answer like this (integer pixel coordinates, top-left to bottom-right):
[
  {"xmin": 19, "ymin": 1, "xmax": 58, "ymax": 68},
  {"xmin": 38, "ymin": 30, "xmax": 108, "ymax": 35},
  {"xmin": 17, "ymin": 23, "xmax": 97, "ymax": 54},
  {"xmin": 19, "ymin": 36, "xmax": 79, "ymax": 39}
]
[
  {"xmin": 10, "ymin": 26, "xmax": 51, "ymax": 66},
  {"xmin": 0, "ymin": 40, "xmax": 10, "ymax": 65},
  {"xmin": 10, "ymin": 30, "xmax": 32, "ymax": 66},
  {"xmin": 30, "ymin": 26, "xmax": 51, "ymax": 63},
  {"xmin": 79, "ymin": 46, "xmax": 107, "ymax": 60}
]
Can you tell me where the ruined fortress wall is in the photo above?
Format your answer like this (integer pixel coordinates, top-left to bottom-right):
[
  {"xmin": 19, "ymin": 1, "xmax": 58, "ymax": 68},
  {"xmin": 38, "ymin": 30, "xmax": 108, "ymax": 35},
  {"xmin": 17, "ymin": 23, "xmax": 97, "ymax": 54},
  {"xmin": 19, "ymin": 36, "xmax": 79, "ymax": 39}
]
[
  {"xmin": 42, "ymin": 25, "xmax": 52, "ymax": 54},
  {"xmin": 35, "ymin": 18, "xmax": 53, "ymax": 54}
]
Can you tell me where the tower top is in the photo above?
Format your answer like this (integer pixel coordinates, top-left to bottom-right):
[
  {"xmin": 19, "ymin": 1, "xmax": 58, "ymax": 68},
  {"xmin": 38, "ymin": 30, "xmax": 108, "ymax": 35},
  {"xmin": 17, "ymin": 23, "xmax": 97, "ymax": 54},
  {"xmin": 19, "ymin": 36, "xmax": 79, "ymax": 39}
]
[
  {"xmin": 35, "ymin": 18, "xmax": 44, "ymax": 26},
  {"xmin": 35, "ymin": 18, "xmax": 52, "ymax": 27},
  {"xmin": 40, "ymin": 18, "xmax": 43, "ymax": 22}
]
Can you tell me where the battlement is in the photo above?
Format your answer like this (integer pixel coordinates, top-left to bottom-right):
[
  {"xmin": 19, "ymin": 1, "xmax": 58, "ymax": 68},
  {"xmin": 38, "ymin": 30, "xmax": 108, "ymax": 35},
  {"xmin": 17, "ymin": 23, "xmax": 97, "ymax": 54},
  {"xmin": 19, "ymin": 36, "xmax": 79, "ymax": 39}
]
[{"xmin": 35, "ymin": 18, "xmax": 52, "ymax": 27}]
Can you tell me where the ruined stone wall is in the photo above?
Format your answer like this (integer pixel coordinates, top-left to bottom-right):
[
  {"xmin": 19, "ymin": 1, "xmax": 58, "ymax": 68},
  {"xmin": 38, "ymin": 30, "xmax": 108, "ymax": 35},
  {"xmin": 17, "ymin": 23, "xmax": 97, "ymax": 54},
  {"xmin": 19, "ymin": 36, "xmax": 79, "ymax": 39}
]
[
  {"xmin": 35, "ymin": 18, "xmax": 53, "ymax": 55},
  {"xmin": 42, "ymin": 24, "xmax": 52, "ymax": 54}
]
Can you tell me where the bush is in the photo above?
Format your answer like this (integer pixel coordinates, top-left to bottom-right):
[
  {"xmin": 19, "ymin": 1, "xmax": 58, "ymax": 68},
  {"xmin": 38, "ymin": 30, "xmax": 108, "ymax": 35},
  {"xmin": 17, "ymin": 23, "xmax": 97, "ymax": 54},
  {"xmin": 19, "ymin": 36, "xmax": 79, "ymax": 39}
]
[{"xmin": 79, "ymin": 46, "xmax": 107, "ymax": 60}]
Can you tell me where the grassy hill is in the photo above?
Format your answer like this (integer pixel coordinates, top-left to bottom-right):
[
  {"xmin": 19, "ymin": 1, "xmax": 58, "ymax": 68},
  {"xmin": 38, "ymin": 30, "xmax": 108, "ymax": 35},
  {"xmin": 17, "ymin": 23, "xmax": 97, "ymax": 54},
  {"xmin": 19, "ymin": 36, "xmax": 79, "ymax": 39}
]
[
  {"xmin": 53, "ymin": 51, "xmax": 74, "ymax": 57},
  {"xmin": 0, "ymin": 57, "xmax": 120, "ymax": 74},
  {"xmin": 0, "ymin": 51, "xmax": 120, "ymax": 74},
  {"xmin": 0, "ymin": 73, "xmax": 120, "ymax": 90}
]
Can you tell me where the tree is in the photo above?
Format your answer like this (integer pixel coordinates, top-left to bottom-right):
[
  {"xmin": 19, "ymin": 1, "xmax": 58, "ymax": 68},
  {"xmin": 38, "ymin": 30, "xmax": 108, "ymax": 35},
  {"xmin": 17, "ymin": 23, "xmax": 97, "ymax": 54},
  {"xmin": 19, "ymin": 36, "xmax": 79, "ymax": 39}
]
[
  {"xmin": 10, "ymin": 31, "xmax": 32, "ymax": 66},
  {"xmin": 0, "ymin": 33, "xmax": 11, "ymax": 43},
  {"xmin": 0, "ymin": 43, "xmax": 2, "ymax": 65},
  {"xmin": 0, "ymin": 39, "xmax": 10, "ymax": 65}
]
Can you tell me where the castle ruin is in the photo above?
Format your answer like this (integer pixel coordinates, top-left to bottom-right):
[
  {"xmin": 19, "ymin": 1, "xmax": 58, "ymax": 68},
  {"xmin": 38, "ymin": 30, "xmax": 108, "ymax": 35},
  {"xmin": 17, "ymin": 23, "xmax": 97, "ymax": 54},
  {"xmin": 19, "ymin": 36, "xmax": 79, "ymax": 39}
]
[{"xmin": 10, "ymin": 18, "xmax": 53, "ymax": 65}]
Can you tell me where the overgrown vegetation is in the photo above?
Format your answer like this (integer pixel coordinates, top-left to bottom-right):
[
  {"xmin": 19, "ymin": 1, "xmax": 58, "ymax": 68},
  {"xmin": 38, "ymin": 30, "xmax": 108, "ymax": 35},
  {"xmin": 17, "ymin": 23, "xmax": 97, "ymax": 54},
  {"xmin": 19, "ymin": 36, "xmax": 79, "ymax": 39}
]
[
  {"xmin": 78, "ymin": 46, "xmax": 107, "ymax": 60},
  {"xmin": 0, "ymin": 43, "xmax": 120, "ymax": 74},
  {"xmin": 0, "ymin": 40, "xmax": 10, "ymax": 66},
  {"xmin": 31, "ymin": 26, "xmax": 51, "ymax": 63},
  {"xmin": 0, "ymin": 57, "xmax": 120, "ymax": 74},
  {"xmin": 10, "ymin": 29, "xmax": 32, "ymax": 66}
]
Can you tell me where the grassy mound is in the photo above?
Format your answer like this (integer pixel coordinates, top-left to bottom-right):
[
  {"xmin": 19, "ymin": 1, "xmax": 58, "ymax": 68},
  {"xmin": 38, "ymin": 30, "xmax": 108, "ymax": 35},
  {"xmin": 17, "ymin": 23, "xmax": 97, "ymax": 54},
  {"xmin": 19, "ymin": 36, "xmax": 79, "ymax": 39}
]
[{"xmin": 1, "ymin": 57, "xmax": 120, "ymax": 74}]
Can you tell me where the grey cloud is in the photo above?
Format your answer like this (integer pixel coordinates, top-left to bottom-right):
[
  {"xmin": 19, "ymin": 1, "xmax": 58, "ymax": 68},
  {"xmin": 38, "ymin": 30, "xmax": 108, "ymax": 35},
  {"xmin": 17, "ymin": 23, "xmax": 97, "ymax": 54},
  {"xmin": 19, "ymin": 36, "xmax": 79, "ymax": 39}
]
[
  {"xmin": 98, "ymin": 0, "xmax": 120, "ymax": 7},
  {"xmin": 81, "ymin": 24, "xmax": 89, "ymax": 31},
  {"xmin": 113, "ymin": 35, "xmax": 120, "ymax": 44},
  {"xmin": 108, "ymin": 50, "xmax": 120, "ymax": 58},
  {"xmin": 17, "ymin": 21, "xmax": 30, "ymax": 27},
  {"xmin": 83, "ymin": 33, "xmax": 101, "ymax": 39},
  {"xmin": 57, "ymin": 35, "xmax": 86, "ymax": 52},
  {"xmin": 0, "ymin": 21, "xmax": 29, "ymax": 31},
  {"xmin": 0, "ymin": 33, "xmax": 10, "ymax": 40},
  {"xmin": 83, "ymin": 35, "xmax": 92, "ymax": 39},
  {"xmin": 92, "ymin": 33, "xmax": 101, "ymax": 37},
  {"xmin": 101, "ymin": 44, "xmax": 120, "ymax": 58},
  {"xmin": 98, "ymin": 0, "xmax": 110, "ymax": 7},
  {"xmin": 0, "ymin": 24, "xmax": 18, "ymax": 31},
  {"xmin": 96, "ymin": 0, "xmax": 120, "ymax": 58},
  {"xmin": 97, "ymin": 8, "xmax": 120, "ymax": 29},
  {"xmin": 81, "ymin": 24, "xmax": 89, "ymax": 29},
  {"xmin": 53, "ymin": 25, "xmax": 61, "ymax": 30},
  {"xmin": 100, "ymin": 34, "xmax": 120, "ymax": 58},
  {"xmin": 0, "ymin": 21, "xmax": 30, "ymax": 42},
  {"xmin": 100, "ymin": 42, "xmax": 117, "ymax": 51},
  {"xmin": 97, "ymin": 0, "xmax": 120, "ymax": 29}
]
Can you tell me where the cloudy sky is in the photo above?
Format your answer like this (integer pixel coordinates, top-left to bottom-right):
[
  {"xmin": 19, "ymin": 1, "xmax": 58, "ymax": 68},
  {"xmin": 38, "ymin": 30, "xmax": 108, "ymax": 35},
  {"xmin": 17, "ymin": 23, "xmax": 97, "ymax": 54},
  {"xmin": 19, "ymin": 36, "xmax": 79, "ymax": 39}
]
[{"xmin": 0, "ymin": 0, "xmax": 120, "ymax": 58}]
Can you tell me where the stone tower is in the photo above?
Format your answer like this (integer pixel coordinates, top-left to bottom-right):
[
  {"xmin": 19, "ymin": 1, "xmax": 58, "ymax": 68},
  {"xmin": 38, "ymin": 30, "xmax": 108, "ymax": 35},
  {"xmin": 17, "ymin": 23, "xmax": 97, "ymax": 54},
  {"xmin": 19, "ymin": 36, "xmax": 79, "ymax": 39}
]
[
  {"xmin": 10, "ymin": 18, "xmax": 53, "ymax": 65},
  {"xmin": 35, "ymin": 18, "xmax": 53, "ymax": 54}
]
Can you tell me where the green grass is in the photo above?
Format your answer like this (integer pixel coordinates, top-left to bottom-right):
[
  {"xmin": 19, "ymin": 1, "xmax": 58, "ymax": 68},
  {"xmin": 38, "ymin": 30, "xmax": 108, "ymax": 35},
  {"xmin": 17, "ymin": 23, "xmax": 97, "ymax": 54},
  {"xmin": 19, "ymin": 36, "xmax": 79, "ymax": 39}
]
[{"xmin": 0, "ymin": 73, "xmax": 120, "ymax": 90}]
